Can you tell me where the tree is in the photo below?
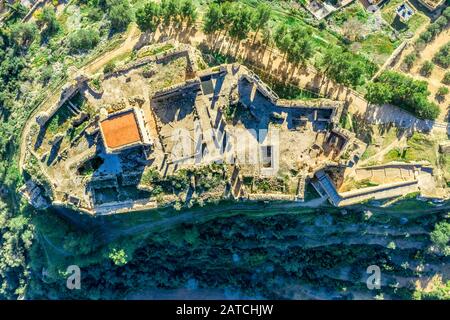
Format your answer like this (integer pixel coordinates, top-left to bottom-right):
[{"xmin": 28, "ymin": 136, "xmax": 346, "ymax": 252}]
[
  {"xmin": 286, "ymin": 25, "xmax": 313, "ymax": 65},
  {"xmin": 103, "ymin": 61, "xmax": 116, "ymax": 73},
  {"xmin": 430, "ymin": 222, "xmax": 450, "ymax": 256},
  {"xmin": 180, "ymin": 0, "xmax": 197, "ymax": 26},
  {"xmin": 105, "ymin": 0, "xmax": 133, "ymax": 31},
  {"xmin": 442, "ymin": 72, "xmax": 450, "ymax": 85},
  {"xmin": 420, "ymin": 61, "xmax": 434, "ymax": 77},
  {"xmin": 317, "ymin": 47, "xmax": 371, "ymax": 88},
  {"xmin": 274, "ymin": 23, "xmax": 288, "ymax": 48},
  {"xmin": 203, "ymin": 3, "xmax": 223, "ymax": 34},
  {"xmin": 161, "ymin": 0, "xmax": 181, "ymax": 27},
  {"xmin": 286, "ymin": 42, "xmax": 307, "ymax": 65},
  {"xmin": 220, "ymin": 1, "xmax": 237, "ymax": 31},
  {"xmin": 68, "ymin": 27, "xmax": 100, "ymax": 52},
  {"xmin": 11, "ymin": 22, "xmax": 39, "ymax": 48},
  {"xmin": 35, "ymin": 6, "xmax": 60, "ymax": 37},
  {"xmin": 403, "ymin": 52, "xmax": 417, "ymax": 70},
  {"xmin": 365, "ymin": 82, "xmax": 393, "ymax": 105},
  {"xmin": 135, "ymin": 1, "xmax": 161, "ymax": 32},
  {"xmin": 433, "ymin": 42, "xmax": 450, "ymax": 68},
  {"xmin": 260, "ymin": 26, "xmax": 273, "ymax": 46},
  {"xmin": 108, "ymin": 248, "xmax": 129, "ymax": 266},
  {"xmin": 6, "ymin": 1, "xmax": 27, "ymax": 22},
  {"xmin": 365, "ymin": 71, "xmax": 440, "ymax": 120},
  {"xmin": 251, "ymin": 3, "xmax": 271, "ymax": 41},
  {"xmin": 278, "ymin": 33, "xmax": 293, "ymax": 57},
  {"xmin": 437, "ymin": 86, "xmax": 449, "ymax": 98}
]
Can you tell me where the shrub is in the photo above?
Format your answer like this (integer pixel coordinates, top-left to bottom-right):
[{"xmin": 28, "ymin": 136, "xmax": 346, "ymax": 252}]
[
  {"xmin": 35, "ymin": 6, "xmax": 60, "ymax": 37},
  {"xmin": 430, "ymin": 222, "xmax": 450, "ymax": 256},
  {"xmin": 442, "ymin": 72, "xmax": 450, "ymax": 85},
  {"xmin": 416, "ymin": 10, "xmax": 449, "ymax": 45},
  {"xmin": 437, "ymin": 86, "xmax": 449, "ymax": 98},
  {"xmin": 105, "ymin": 0, "xmax": 134, "ymax": 32},
  {"xmin": 136, "ymin": 1, "xmax": 161, "ymax": 32},
  {"xmin": 108, "ymin": 248, "xmax": 129, "ymax": 266},
  {"xmin": 433, "ymin": 42, "xmax": 450, "ymax": 68},
  {"xmin": 403, "ymin": 52, "xmax": 417, "ymax": 70},
  {"xmin": 420, "ymin": 61, "xmax": 434, "ymax": 77},
  {"xmin": 11, "ymin": 22, "xmax": 39, "ymax": 48},
  {"xmin": 68, "ymin": 27, "xmax": 100, "ymax": 52},
  {"xmin": 103, "ymin": 61, "xmax": 116, "ymax": 73}
]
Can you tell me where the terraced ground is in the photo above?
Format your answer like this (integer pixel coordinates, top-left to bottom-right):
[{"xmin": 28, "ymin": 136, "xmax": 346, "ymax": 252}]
[{"xmin": 29, "ymin": 201, "xmax": 450, "ymax": 299}]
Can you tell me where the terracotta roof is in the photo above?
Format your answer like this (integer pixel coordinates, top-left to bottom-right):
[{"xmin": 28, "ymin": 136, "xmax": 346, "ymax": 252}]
[{"xmin": 100, "ymin": 110, "xmax": 142, "ymax": 149}]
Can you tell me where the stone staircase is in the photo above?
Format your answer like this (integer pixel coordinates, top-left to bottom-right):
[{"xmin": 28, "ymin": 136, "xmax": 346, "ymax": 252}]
[{"xmin": 67, "ymin": 99, "xmax": 82, "ymax": 115}]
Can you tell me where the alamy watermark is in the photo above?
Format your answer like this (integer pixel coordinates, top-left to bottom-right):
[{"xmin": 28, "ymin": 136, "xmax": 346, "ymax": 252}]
[
  {"xmin": 66, "ymin": 265, "xmax": 81, "ymax": 290},
  {"xmin": 366, "ymin": 265, "xmax": 381, "ymax": 290}
]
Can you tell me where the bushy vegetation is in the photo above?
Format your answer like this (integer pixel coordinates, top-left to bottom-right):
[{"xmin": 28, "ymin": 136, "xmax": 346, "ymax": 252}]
[
  {"xmin": 68, "ymin": 27, "xmax": 100, "ymax": 52},
  {"xmin": 437, "ymin": 86, "xmax": 449, "ymax": 99},
  {"xmin": 316, "ymin": 46, "xmax": 377, "ymax": 88},
  {"xmin": 414, "ymin": 280, "xmax": 450, "ymax": 300},
  {"xmin": 0, "ymin": 200, "xmax": 35, "ymax": 299},
  {"xmin": 415, "ymin": 7, "xmax": 450, "ymax": 47},
  {"xmin": 103, "ymin": 60, "xmax": 116, "ymax": 73},
  {"xmin": 366, "ymin": 71, "xmax": 440, "ymax": 120},
  {"xmin": 443, "ymin": 72, "xmax": 450, "ymax": 85},
  {"xmin": 0, "ymin": 1, "xmax": 115, "ymax": 297},
  {"xmin": 273, "ymin": 23, "xmax": 313, "ymax": 66},
  {"xmin": 35, "ymin": 7, "xmax": 60, "ymax": 39},
  {"xmin": 22, "ymin": 207, "xmax": 450, "ymax": 300},
  {"xmin": 420, "ymin": 61, "xmax": 434, "ymax": 77},
  {"xmin": 430, "ymin": 221, "xmax": 450, "ymax": 256},
  {"xmin": 135, "ymin": 0, "xmax": 197, "ymax": 32},
  {"xmin": 203, "ymin": 1, "xmax": 270, "ymax": 43},
  {"xmin": 433, "ymin": 42, "xmax": 450, "ymax": 69},
  {"xmin": 403, "ymin": 52, "xmax": 417, "ymax": 71},
  {"xmin": 104, "ymin": 0, "xmax": 134, "ymax": 31}
]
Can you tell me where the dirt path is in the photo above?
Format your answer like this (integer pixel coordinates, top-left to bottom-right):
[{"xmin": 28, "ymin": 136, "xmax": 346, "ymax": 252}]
[
  {"xmin": 83, "ymin": 25, "xmax": 140, "ymax": 75},
  {"xmin": 358, "ymin": 133, "xmax": 408, "ymax": 166}
]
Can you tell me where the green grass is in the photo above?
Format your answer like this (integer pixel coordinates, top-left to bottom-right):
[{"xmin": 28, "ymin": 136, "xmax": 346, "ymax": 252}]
[
  {"xmin": 330, "ymin": 2, "xmax": 369, "ymax": 26},
  {"xmin": 381, "ymin": 127, "xmax": 401, "ymax": 149},
  {"xmin": 383, "ymin": 132, "xmax": 437, "ymax": 165},
  {"xmin": 360, "ymin": 33, "xmax": 397, "ymax": 57},
  {"xmin": 268, "ymin": 81, "xmax": 320, "ymax": 100},
  {"xmin": 360, "ymin": 125, "xmax": 401, "ymax": 162},
  {"xmin": 361, "ymin": 146, "xmax": 377, "ymax": 161},
  {"xmin": 241, "ymin": 0, "xmax": 342, "ymax": 50},
  {"xmin": 384, "ymin": 148, "xmax": 407, "ymax": 162},
  {"xmin": 46, "ymin": 106, "xmax": 73, "ymax": 135},
  {"xmin": 387, "ymin": 193, "xmax": 436, "ymax": 211},
  {"xmin": 340, "ymin": 178, "xmax": 379, "ymax": 192},
  {"xmin": 137, "ymin": 43, "xmax": 175, "ymax": 59},
  {"xmin": 404, "ymin": 132, "xmax": 437, "ymax": 164}
]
